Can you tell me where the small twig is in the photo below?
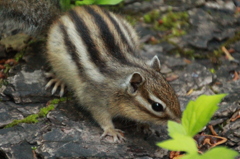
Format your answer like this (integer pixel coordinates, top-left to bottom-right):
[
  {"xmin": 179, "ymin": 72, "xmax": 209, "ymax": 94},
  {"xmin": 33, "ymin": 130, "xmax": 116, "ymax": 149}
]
[
  {"xmin": 221, "ymin": 46, "xmax": 239, "ymax": 63},
  {"xmin": 186, "ymin": 89, "xmax": 193, "ymax": 95},
  {"xmin": 232, "ymin": 71, "xmax": 240, "ymax": 81},
  {"xmin": 230, "ymin": 109, "xmax": 240, "ymax": 122},
  {"xmin": 208, "ymin": 125, "xmax": 218, "ymax": 136}
]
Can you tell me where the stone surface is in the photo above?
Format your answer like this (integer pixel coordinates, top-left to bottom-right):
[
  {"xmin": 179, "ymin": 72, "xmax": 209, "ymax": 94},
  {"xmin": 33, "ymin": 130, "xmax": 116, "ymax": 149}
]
[
  {"xmin": 0, "ymin": 44, "xmax": 6, "ymax": 58},
  {"xmin": 0, "ymin": 34, "xmax": 31, "ymax": 52},
  {"xmin": 0, "ymin": 101, "xmax": 169, "ymax": 159}
]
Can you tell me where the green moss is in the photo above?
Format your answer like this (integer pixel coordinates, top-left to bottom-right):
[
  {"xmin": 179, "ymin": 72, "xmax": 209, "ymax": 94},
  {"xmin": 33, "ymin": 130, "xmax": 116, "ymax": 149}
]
[
  {"xmin": 4, "ymin": 97, "xmax": 68, "ymax": 128},
  {"xmin": 3, "ymin": 64, "xmax": 11, "ymax": 74},
  {"xmin": 224, "ymin": 31, "xmax": 240, "ymax": 46},
  {"xmin": 183, "ymin": 49, "xmax": 195, "ymax": 57},
  {"xmin": 143, "ymin": 9, "xmax": 189, "ymax": 35},
  {"xmin": 38, "ymin": 105, "xmax": 55, "ymax": 117},
  {"xmin": 125, "ymin": 15, "xmax": 137, "ymax": 26},
  {"xmin": 49, "ymin": 97, "xmax": 68, "ymax": 105},
  {"xmin": 143, "ymin": 14, "xmax": 152, "ymax": 23},
  {"xmin": 155, "ymin": 10, "xmax": 189, "ymax": 36},
  {"xmin": 209, "ymin": 68, "xmax": 216, "ymax": 74},
  {"xmin": 14, "ymin": 50, "xmax": 25, "ymax": 62},
  {"xmin": 213, "ymin": 49, "xmax": 222, "ymax": 56},
  {"xmin": 143, "ymin": 10, "xmax": 160, "ymax": 23},
  {"xmin": 163, "ymin": 40, "xmax": 196, "ymax": 58},
  {"xmin": 5, "ymin": 114, "xmax": 39, "ymax": 128}
]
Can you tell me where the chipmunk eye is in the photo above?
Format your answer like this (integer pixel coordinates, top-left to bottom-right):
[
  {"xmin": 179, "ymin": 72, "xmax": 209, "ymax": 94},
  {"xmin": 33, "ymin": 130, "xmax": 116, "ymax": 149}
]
[{"xmin": 152, "ymin": 102, "xmax": 164, "ymax": 112}]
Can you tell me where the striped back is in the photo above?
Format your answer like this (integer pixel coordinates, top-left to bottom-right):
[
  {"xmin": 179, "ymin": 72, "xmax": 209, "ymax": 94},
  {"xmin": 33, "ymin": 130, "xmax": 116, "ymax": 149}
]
[{"xmin": 47, "ymin": 6, "xmax": 143, "ymax": 82}]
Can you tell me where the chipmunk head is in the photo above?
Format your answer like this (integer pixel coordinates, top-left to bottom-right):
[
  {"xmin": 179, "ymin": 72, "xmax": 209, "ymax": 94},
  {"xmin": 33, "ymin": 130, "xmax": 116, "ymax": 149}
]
[{"xmin": 116, "ymin": 55, "xmax": 181, "ymax": 125}]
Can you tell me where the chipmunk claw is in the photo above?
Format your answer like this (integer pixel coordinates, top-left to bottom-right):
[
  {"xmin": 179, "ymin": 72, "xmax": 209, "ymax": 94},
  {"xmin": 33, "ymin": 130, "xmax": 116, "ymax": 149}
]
[
  {"xmin": 101, "ymin": 128, "xmax": 125, "ymax": 143},
  {"xmin": 137, "ymin": 123, "xmax": 159, "ymax": 137},
  {"xmin": 45, "ymin": 72, "xmax": 65, "ymax": 97}
]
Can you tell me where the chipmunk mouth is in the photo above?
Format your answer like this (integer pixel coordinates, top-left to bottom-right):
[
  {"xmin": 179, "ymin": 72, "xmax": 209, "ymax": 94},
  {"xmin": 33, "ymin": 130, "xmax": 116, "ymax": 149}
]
[
  {"xmin": 152, "ymin": 118, "xmax": 168, "ymax": 125},
  {"xmin": 154, "ymin": 116, "xmax": 181, "ymax": 125}
]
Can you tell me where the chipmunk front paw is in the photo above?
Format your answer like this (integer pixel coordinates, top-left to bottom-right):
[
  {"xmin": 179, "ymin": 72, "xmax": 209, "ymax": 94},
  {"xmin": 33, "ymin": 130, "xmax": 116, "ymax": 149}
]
[
  {"xmin": 100, "ymin": 128, "xmax": 125, "ymax": 143},
  {"xmin": 137, "ymin": 123, "xmax": 160, "ymax": 138},
  {"xmin": 45, "ymin": 72, "xmax": 65, "ymax": 97}
]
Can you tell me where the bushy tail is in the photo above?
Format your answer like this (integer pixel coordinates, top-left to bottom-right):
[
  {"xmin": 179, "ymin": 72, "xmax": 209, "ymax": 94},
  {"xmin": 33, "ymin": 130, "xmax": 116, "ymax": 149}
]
[{"xmin": 0, "ymin": 0, "xmax": 61, "ymax": 37}]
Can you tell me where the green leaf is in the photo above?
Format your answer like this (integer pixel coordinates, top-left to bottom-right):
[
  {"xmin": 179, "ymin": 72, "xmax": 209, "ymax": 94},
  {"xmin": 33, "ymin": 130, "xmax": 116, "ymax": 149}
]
[
  {"xmin": 168, "ymin": 120, "xmax": 186, "ymax": 137},
  {"xmin": 182, "ymin": 94, "xmax": 227, "ymax": 137},
  {"xmin": 179, "ymin": 147, "xmax": 239, "ymax": 159},
  {"xmin": 75, "ymin": 0, "xmax": 96, "ymax": 5},
  {"xmin": 181, "ymin": 153, "xmax": 201, "ymax": 159},
  {"xmin": 60, "ymin": 0, "xmax": 72, "ymax": 11},
  {"xmin": 95, "ymin": 0, "xmax": 123, "ymax": 5},
  {"xmin": 157, "ymin": 133, "xmax": 198, "ymax": 154},
  {"xmin": 199, "ymin": 147, "xmax": 239, "ymax": 159}
]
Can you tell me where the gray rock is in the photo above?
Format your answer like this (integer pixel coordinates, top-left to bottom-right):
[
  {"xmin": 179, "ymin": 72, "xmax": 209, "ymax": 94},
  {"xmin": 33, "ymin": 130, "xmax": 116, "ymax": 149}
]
[
  {"xmin": 0, "ymin": 44, "xmax": 6, "ymax": 57},
  {"xmin": 186, "ymin": 9, "xmax": 217, "ymax": 49},
  {"xmin": 4, "ymin": 69, "xmax": 49, "ymax": 103},
  {"xmin": 222, "ymin": 119, "xmax": 240, "ymax": 147},
  {"xmin": 231, "ymin": 41, "xmax": 240, "ymax": 53},
  {"xmin": 205, "ymin": 1, "xmax": 236, "ymax": 12},
  {"xmin": 234, "ymin": 0, "xmax": 240, "ymax": 7},
  {"xmin": 185, "ymin": 8, "xmax": 237, "ymax": 50},
  {"xmin": 123, "ymin": 0, "xmax": 164, "ymax": 14},
  {"xmin": 0, "ymin": 99, "xmax": 170, "ymax": 159},
  {"xmin": 171, "ymin": 63, "xmax": 214, "ymax": 95}
]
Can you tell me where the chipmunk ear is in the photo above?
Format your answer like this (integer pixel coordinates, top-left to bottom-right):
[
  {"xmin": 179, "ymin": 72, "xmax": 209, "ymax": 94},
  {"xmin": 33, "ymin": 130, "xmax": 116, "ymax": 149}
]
[
  {"xmin": 127, "ymin": 72, "xmax": 144, "ymax": 95},
  {"xmin": 147, "ymin": 55, "xmax": 161, "ymax": 72}
]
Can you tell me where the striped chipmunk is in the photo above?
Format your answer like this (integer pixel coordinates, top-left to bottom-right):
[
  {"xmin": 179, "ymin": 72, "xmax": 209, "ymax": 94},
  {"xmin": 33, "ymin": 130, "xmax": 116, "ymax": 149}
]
[
  {"xmin": 1, "ymin": 1, "xmax": 182, "ymax": 143},
  {"xmin": 45, "ymin": 5, "xmax": 182, "ymax": 143}
]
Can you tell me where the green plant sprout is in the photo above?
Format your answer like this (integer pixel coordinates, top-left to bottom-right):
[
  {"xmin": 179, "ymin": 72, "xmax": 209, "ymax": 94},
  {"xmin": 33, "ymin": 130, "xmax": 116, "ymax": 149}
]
[
  {"xmin": 157, "ymin": 94, "xmax": 239, "ymax": 159},
  {"xmin": 75, "ymin": 0, "xmax": 123, "ymax": 5},
  {"xmin": 143, "ymin": 9, "xmax": 189, "ymax": 37},
  {"xmin": 60, "ymin": 0, "xmax": 124, "ymax": 11},
  {"xmin": 31, "ymin": 146, "xmax": 38, "ymax": 150}
]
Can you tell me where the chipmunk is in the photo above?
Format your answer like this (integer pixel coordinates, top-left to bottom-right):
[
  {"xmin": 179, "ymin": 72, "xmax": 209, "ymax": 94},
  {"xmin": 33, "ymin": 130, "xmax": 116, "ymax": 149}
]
[{"xmin": 45, "ymin": 5, "xmax": 182, "ymax": 143}]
